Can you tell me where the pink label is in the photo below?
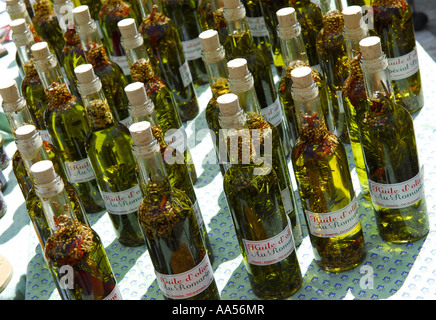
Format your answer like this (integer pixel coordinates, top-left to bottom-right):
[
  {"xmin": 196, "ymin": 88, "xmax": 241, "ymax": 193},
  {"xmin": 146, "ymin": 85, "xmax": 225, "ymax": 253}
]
[
  {"xmin": 64, "ymin": 158, "xmax": 95, "ymax": 183},
  {"xmin": 100, "ymin": 185, "xmax": 143, "ymax": 215},
  {"xmin": 103, "ymin": 285, "xmax": 123, "ymax": 300},
  {"xmin": 181, "ymin": 38, "xmax": 203, "ymax": 61}
]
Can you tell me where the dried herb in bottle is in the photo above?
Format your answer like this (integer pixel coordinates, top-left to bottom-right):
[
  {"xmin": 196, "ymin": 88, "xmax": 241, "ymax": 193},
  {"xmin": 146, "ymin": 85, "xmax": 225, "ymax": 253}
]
[
  {"xmin": 358, "ymin": 37, "xmax": 429, "ymax": 243},
  {"xmin": 291, "ymin": 66, "xmax": 366, "ymax": 272},
  {"xmin": 370, "ymin": 0, "xmax": 424, "ymax": 114},
  {"xmin": 131, "ymin": 121, "xmax": 220, "ymax": 300},
  {"xmin": 219, "ymin": 93, "xmax": 302, "ymax": 299}
]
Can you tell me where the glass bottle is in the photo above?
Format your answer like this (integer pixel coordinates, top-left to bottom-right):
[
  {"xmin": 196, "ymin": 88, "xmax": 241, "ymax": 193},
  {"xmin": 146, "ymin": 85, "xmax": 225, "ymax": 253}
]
[
  {"xmin": 358, "ymin": 36, "xmax": 429, "ymax": 243},
  {"xmin": 222, "ymin": 0, "xmax": 293, "ymax": 159},
  {"xmin": 316, "ymin": 0, "xmax": 349, "ymax": 143},
  {"xmin": 74, "ymin": 64, "xmax": 145, "ymax": 247},
  {"xmin": 219, "ymin": 93, "xmax": 302, "ymax": 299},
  {"xmin": 341, "ymin": 6, "xmax": 370, "ymax": 200},
  {"xmin": 276, "ymin": 7, "xmax": 334, "ymax": 148},
  {"xmin": 31, "ymin": 41, "xmax": 105, "ymax": 214},
  {"xmin": 31, "ymin": 160, "xmax": 122, "ymax": 300},
  {"xmin": 73, "ymin": 5, "xmax": 131, "ymax": 127},
  {"xmin": 158, "ymin": 0, "xmax": 209, "ymax": 87},
  {"xmin": 370, "ymin": 0, "xmax": 424, "ymax": 114},
  {"xmin": 130, "ymin": 121, "xmax": 220, "ymax": 300},
  {"xmin": 119, "ymin": 18, "xmax": 198, "ymax": 183},
  {"xmin": 290, "ymin": 66, "xmax": 366, "ymax": 272},
  {"xmin": 139, "ymin": 5, "xmax": 200, "ymax": 122}
]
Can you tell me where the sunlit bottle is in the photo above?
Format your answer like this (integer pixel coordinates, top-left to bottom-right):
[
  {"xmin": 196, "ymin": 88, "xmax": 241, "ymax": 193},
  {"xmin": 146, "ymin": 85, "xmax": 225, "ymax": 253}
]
[
  {"xmin": 291, "ymin": 66, "xmax": 366, "ymax": 272},
  {"xmin": 358, "ymin": 36, "xmax": 429, "ymax": 243},
  {"xmin": 220, "ymin": 93, "xmax": 302, "ymax": 299},
  {"xmin": 131, "ymin": 121, "xmax": 220, "ymax": 300},
  {"xmin": 31, "ymin": 41, "xmax": 105, "ymax": 214},
  {"xmin": 31, "ymin": 160, "xmax": 122, "ymax": 300}
]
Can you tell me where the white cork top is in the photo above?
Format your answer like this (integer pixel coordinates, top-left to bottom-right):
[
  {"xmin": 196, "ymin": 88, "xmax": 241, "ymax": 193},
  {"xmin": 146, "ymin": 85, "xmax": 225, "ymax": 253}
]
[
  {"xmin": 129, "ymin": 121, "xmax": 154, "ymax": 146},
  {"xmin": 31, "ymin": 160, "xmax": 57, "ymax": 185},
  {"xmin": 125, "ymin": 82, "xmax": 149, "ymax": 106},
  {"xmin": 74, "ymin": 64, "xmax": 95, "ymax": 84},
  {"xmin": 343, "ymin": 6, "xmax": 363, "ymax": 29},
  {"xmin": 223, "ymin": 0, "xmax": 241, "ymax": 9},
  {"xmin": 276, "ymin": 7, "xmax": 297, "ymax": 28},
  {"xmin": 31, "ymin": 42, "xmax": 51, "ymax": 60},
  {"xmin": 360, "ymin": 36, "xmax": 382, "ymax": 60},
  {"xmin": 15, "ymin": 124, "xmax": 37, "ymax": 141},
  {"xmin": 217, "ymin": 93, "xmax": 241, "ymax": 117},
  {"xmin": 291, "ymin": 66, "xmax": 313, "ymax": 88},
  {"xmin": 118, "ymin": 18, "xmax": 138, "ymax": 39},
  {"xmin": 199, "ymin": 29, "xmax": 220, "ymax": 52},
  {"xmin": 73, "ymin": 5, "xmax": 92, "ymax": 26},
  {"xmin": 0, "ymin": 79, "xmax": 20, "ymax": 103},
  {"xmin": 10, "ymin": 18, "xmax": 27, "ymax": 35},
  {"xmin": 227, "ymin": 58, "xmax": 249, "ymax": 79}
]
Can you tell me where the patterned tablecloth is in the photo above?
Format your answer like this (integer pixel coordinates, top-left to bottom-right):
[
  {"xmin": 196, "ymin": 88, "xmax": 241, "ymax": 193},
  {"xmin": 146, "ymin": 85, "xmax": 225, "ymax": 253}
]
[{"xmin": 0, "ymin": 39, "xmax": 435, "ymax": 300}]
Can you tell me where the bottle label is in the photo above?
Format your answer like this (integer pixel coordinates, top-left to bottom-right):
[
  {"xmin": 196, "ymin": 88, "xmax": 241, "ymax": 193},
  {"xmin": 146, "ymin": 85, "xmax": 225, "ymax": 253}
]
[
  {"xmin": 261, "ymin": 97, "xmax": 283, "ymax": 127},
  {"xmin": 179, "ymin": 60, "xmax": 193, "ymax": 88},
  {"xmin": 64, "ymin": 158, "xmax": 95, "ymax": 183},
  {"xmin": 245, "ymin": 16, "xmax": 269, "ymax": 38},
  {"xmin": 103, "ymin": 284, "xmax": 123, "ymax": 300},
  {"xmin": 368, "ymin": 167, "xmax": 425, "ymax": 209},
  {"xmin": 109, "ymin": 54, "xmax": 131, "ymax": 76},
  {"xmin": 242, "ymin": 224, "xmax": 295, "ymax": 266},
  {"xmin": 155, "ymin": 254, "xmax": 214, "ymax": 300},
  {"xmin": 164, "ymin": 126, "xmax": 187, "ymax": 154},
  {"xmin": 387, "ymin": 48, "xmax": 419, "ymax": 81},
  {"xmin": 306, "ymin": 197, "xmax": 360, "ymax": 238},
  {"xmin": 181, "ymin": 38, "xmax": 203, "ymax": 61},
  {"xmin": 38, "ymin": 129, "xmax": 52, "ymax": 144},
  {"xmin": 100, "ymin": 185, "xmax": 143, "ymax": 215},
  {"xmin": 281, "ymin": 187, "xmax": 294, "ymax": 215}
]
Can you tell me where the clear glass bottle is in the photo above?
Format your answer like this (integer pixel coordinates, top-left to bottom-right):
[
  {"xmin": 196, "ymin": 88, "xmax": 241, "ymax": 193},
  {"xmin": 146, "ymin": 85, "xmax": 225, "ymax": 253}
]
[
  {"xmin": 118, "ymin": 19, "xmax": 198, "ymax": 184},
  {"xmin": 291, "ymin": 66, "xmax": 366, "ymax": 272},
  {"xmin": 139, "ymin": 5, "xmax": 200, "ymax": 122},
  {"xmin": 130, "ymin": 121, "xmax": 220, "ymax": 300},
  {"xmin": 219, "ymin": 93, "xmax": 302, "ymax": 299},
  {"xmin": 31, "ymin": 160, "xmax": 122, "ymax": 300},
  {"xmin": 358, "ymin": 36, "xmax": 429, "ymax": 243},
  {"xmin": 31, "ymin": 41, "xmax": 105, "ymax": 214},
  {"xmin": 370, "ymin": 0, "xmax": 423, "ymax": 114},
  {"xmin": 341, "ymin": 6, "xmax": 371, "ymax": 200},
  {"xmin": 73, "ymin": 5, "xmax": 131, "ymax": 127},
  {"xmin": 74, "ymin": 64, "xmax": 145, "ymax": 247}
]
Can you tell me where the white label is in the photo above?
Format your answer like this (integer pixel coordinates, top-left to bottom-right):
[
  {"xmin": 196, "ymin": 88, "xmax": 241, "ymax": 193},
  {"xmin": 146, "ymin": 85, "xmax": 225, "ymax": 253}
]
[
  {"xmin": 181, "ymin": 38, "xmax": 203, "ymax": 61},
  {"xmin": 369, "ymin": 167, "xmax": 425, "ymax": 209},
  {"xmin": 387, "ymin": 48, "xmax": 419, "ymax": 81},
  {"xmin": 119, "ymin": 115, "xmax": 133, "ymax": 128},
  {"xmin": 164, "ymin": 126, "xmax": 187, "ymax": 154},
  {"xmin": 179, "ymin": 60, "xmax": 193, "ymax": 88},
  {"xmin": 246, "ymin": 16, "xmax": 269, "ymax": 38},
  {"xmin": 109, "ymin": 54, "xmax": 131, "ymax": 76},
  {"xmin": 64, "ymin": 158, "xmax": 95, "ymax": 183},
  {"xmin": 103, "ymin": 284, "xmax": 123, "ymax": 300},
  {"xmin": 261, "ymin": 97, "xmax": 283, "ymax": 127},
  {"xmin": 243, "ymin": 224, "xmax": 294, "ymax": 266},
  {"xmin": 281, "ymin": 187, "xmax": 294, "ymax": 215},
  {"xmin": 306, "ymin": 197, "xmax": 360, "ymax": 238},
  {"xmin": 39, "ymin": 129, "xmax": 52, "ymax": 144},
  {"xmin": 155, "ymin": 254, "xmax": 214, "ymax": 300},
  {"xmin": 193, "ymin": 200, "xmax": 204, "ymax": 226},
  {"xmin": 100, "ymin": 185, "xmax": 143, "ymax": 215}
]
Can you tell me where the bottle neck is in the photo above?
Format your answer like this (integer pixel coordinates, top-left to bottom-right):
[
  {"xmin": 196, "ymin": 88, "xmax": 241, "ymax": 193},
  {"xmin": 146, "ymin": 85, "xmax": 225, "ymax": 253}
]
[
  {"xmin": 202, "ymin": 46, "xmax": 229, "ymax": 98},
  {"xmin": 224, "ymin": 5, "xmax": 252, "ymax": 39},
  {"xmin": 320, "ymin": 0, "xmax": 343, "ymax": 15},
  {"xmin": 13, "ymin": 30, "xmax": 35, "ymax": 65},
  {"xmin": 228, "ymin": 74, "xmax": 262, "ymax": 115},
  {"xmin": 322, "ymin": 9, "xmax": 344, "ymax": 33},
  {"xmin": 16, "ymin": 133, "xmax": 49, "ymax": 175},
  {"xmin": 6, "ymin": 1, "xmax": 31, "ymax": 22},
  {"xmin": 360, "ymin": 53, "xmax": 394, "ymax": 101},
  {"xmin": 3, "ymin": 98, "xmax": 34, "ymax": 136},
  {"xmin": 277, "ymin": 24, "xmax": 309, "ymax": 67},
  {"xmin": 63, "ymin": 26, "xmax": 82, "ymax": 49},
  {"xmin": 76, "ymin": 20, "xmax": 111, "ymax": 68},
  {"xmin": 123, "ymin": 38, "xmax": 157, "ymax": 84},
  {"xmin": 344, "ymin": 25, "xmax": 369, "ymax": 61},
  {"xmin": 129, "ymin": 100, "xmax": 158, "ymax": 125}
]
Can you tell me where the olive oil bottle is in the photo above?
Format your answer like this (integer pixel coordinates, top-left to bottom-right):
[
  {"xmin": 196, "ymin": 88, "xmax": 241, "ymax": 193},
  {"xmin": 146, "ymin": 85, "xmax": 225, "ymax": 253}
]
[
  {"xmin": 31, "ymin": 160, "xmax": 122, "ymax": 300},
  {"xmin": 358, "ymin": 37, "xmax": 429, "ymax": 243},
  {"xmin": 370, "ymin": 0, "xmax": 424, "ymax": 114},
  {"xmin": 31, "ymin": 41, "xmax": 105, "ymax": 214},
  {"xmin": 130, "ymin": 121, "xmax": 220, "ymax": 300},
  {"xmin": 291, "ymin": 66, "xmax": 366, "ymax": 272},
  {"xmin": 139, "ymin": 5, "xmax": 200, "ymax": 122},
  {"xmin": 220, "ymin": 93, "xmax": 302, "ymax": 299},
  {"xmin": 73, "ymin": 5, "xmax": 132, "ymax": 127}
]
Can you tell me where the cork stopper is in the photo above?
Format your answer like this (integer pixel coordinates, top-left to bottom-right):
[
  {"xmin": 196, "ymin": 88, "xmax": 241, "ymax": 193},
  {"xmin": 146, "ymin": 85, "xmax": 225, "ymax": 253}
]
[
  {"xmin": 276, "ymin": 7, "xmax": 297, "ymax": 28},
  {"xmin": 129, "ymin": 121, "xmax": 154, "ymax": 146},
  {"xmin": 73, "ymin": 5, "xmax": 92, "ymax": 26},
  {"xmin": 31, "ymin": 42, "xmax": 51, "ymax": 61},
  {"xmin": 10, "ymin": 18, "xmax": 27, "ymax": 35},
  {"xmin": 217, "ymin": 93, "xmax": 241, "ymax": 117},
  {"xmin": 343, "ymin": 6, "xmax": 362, "ymax": 30},
  {"xmin": 360, "ymin": 36, "xmax": 382, "ymax": 60},
  {"xmin": 291, "ymin": 66, "xmax": 313, "ymax": 88},
  {"xmin": 118, "ymin": 18, "xmax": 138, "ymax": 39},
  {"xmin": 227, "ymin": 58, "xmax": 249, "ymax": 79},
  {"xmin": 0, "ymin": 79, "xmax": 21, "ymax": 104},
  {"xmin": 31, "ymin": 160, "xmax": 57, "ymax": 186},
  {"xmin": 15, "ymin": 124, "xmax": 37, "ymax": 141},
  {"xmin": 223, "ymin": 0, "xmax": 241, "ymax": 9},
  {"xmin": 199, "ymin": 29, "xmax": 220, "ymax": 52},
  {"xmin": 74, "ymin": 64, "xmax": 96, "ymax": 84},
  {"xmin": 125, "ymin": 82, "xmax": 149, "ymax": 106}
]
